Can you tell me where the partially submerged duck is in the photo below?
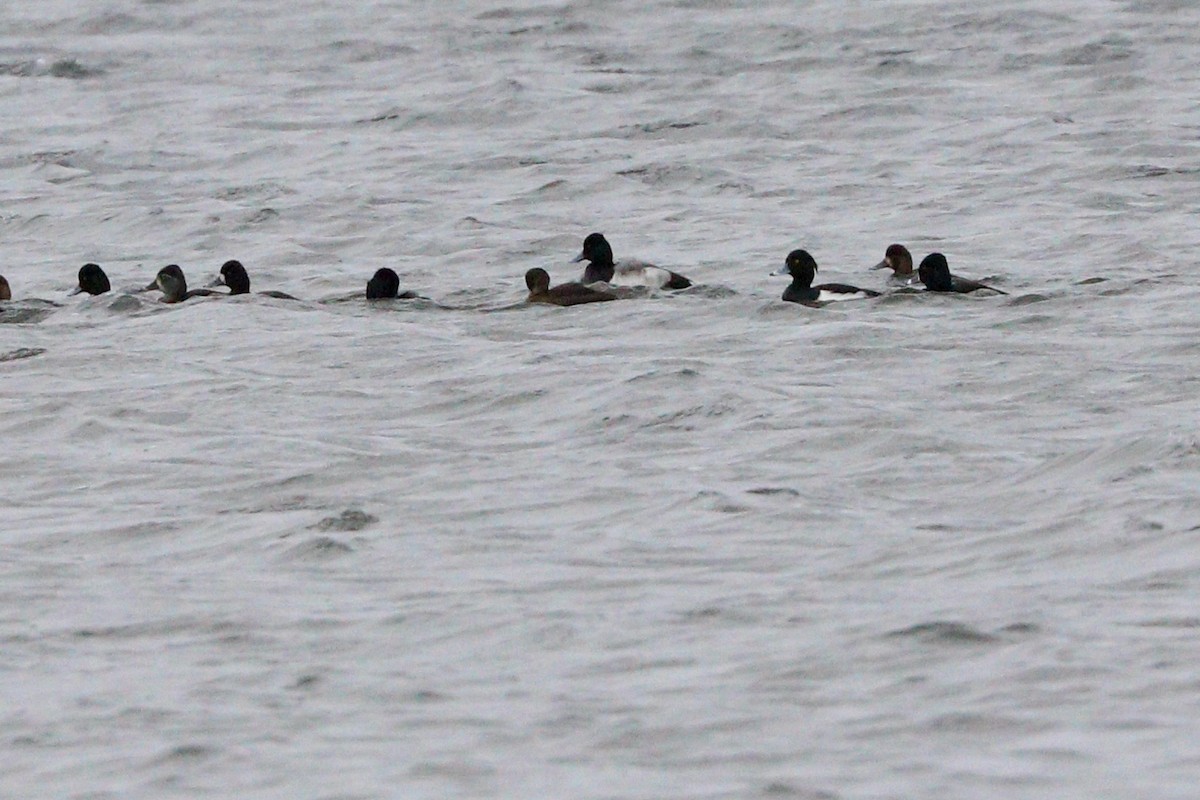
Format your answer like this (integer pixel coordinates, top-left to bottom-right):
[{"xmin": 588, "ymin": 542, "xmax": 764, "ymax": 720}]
[
  {"xmin": 772, "ymin": 250, "xmax": 881, "ymax": 304},
  {"xmin": 365, "ymin": 268, "xmax": 419, "ymax": 300},
  {"xmin": 71, "ymin": 263, "xmax": 111, "ymax": 296},
  {"xmin": 525, "ymin": 268, "xmax": 616, "ymax": 306},
  {"xmin": 209, "ymin": 260, "xmax": 298, "ymax": 300},
  {"xmin": 0, "ymin": 275, "xmax": 62, "ymax": 320},
  {"xmin": 918, "ymin": 253, "xmax": 1007, "ymax": 294},
  {"xmin": 872, "ymin": 244, "xmax": 918, "ymax": 286},
  {"xmin": 144, "ymin": 265, "xmax": 222, "ymax": 303},
  {"xmin": 572, "ymin": 232, "xmax": 692, "ymax": 289}
]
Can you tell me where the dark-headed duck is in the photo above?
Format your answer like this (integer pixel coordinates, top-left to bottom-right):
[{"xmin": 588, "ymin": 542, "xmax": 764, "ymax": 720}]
[
  {"xmin": 365, "ymin": 268, "xmax": 419, "ymax": 300},
  {"xmin": 572, "ymin": 233, "xmax": 692, "ymax": 289},
  {"xmin": 0, "ymin": 275, "xmax": 10, "ymax": 302},
  {"xmin": 71, "ymin": 263, "xmax": 111, "ymax": 296},
  {"xmin": 144, "ymin": 265, "xmax": 222, "ymax": 304},
  {"xmin": 918, "ymin": 253, "xmax": 1007, "ymax": 294},
  {"xmin": 525, "ymin": 268, "xmax": 616, "ymax": 306},
  {"xmin": 772, "ymin": 250, "xmax": 881, "ymax": 304},
  {"xmin": 209, "ymin": 260, "xmax": 298, "ymax": 300}
]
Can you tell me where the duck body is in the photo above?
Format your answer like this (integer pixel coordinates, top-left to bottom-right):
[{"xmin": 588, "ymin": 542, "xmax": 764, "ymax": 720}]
[
  {"xmin": 773, "ymin": 249, "xmax": 880, "ymax": 304},
  {"xmin": 918, "ymin": 253, "xmax": 1007, "ymax": 295},
  {"xmin": 781, "ymin": 282, "xmax": 879, "ymax": 304},
  {"xmin": 573, "ymin": 233, "xmax": 692, "ymax": 289},
  {"xmin": 525, "ymin": 268, "xmax": 616, "ymax": 306}
]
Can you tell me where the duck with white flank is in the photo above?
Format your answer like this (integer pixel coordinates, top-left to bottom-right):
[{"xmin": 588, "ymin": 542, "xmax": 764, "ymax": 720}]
[
  {"xmin": 572, "ymin": 233, "xmax": 692, "ymax": 289},
  {"xmin": 772, "ymin": 250, "xmax": 881, "ymax": 304}
]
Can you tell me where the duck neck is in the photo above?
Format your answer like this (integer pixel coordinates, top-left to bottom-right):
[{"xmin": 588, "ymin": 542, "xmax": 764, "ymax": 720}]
[{"xmin": 582, "ymin": 259, "xmax": 614, "ymax": 283}]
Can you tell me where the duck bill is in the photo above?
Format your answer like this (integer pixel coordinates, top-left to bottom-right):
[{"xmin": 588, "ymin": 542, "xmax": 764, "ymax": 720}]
[
  {"xmin": 205, "ymin": 277, "xmax": 225, "ymax": 289},
  {"xmin": 769, "ymin": 266, "xmax": 789, "ymax": 276},
  {"xmin": 871, "ymin": 259, "xmax": 890, "ymax": 270},
  {"xmin": 571, "ymin": 251, "xmax": 586, "ymax": 263},
  {"xmin": 69, "ymin": 286, "xmax": 84, "ymax": 296},
  {"xmin": 141, "ymin": 280, "xmax": 158, "ymax": 292}
]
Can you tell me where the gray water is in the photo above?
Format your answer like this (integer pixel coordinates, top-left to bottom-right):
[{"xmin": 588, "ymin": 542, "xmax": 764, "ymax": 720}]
[{"xmin": 3, "ymin": 1, "xmax": 1200, "ymax": 797}]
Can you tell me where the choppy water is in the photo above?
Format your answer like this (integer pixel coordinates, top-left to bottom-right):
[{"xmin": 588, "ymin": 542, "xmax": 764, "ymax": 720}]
[{"xmin": 3, "ymin": 1, "xmax": 1200, "ymax": 797}]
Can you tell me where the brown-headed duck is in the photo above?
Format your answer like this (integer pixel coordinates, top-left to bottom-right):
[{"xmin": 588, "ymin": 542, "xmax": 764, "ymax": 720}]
[{"xmin": 525, "ymin": 268, "xmax": 616, "ymax": 306}]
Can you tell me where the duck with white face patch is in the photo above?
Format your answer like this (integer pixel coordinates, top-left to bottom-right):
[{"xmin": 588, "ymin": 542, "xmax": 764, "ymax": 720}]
[{"xmin": 143, "ymin": 265, "xmax": 222, "ymax": 304}]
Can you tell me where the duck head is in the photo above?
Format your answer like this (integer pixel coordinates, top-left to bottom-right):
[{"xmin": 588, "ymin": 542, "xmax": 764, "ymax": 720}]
[
  {"xmin": 146, "ymin": 264, "xmax": 189, "ymax": 303},
  {"xmin": 72, "ymin": 263, "xmax": 111, "ymax": 296},
  {"xmin": 770, "ymin": 249, "xmax": 818, "ymax": 287},
  {"xmin": 873, "ymin": 244, "xmax": 913, "ymax": 276},
  {"xmin": 525, "ymin": 267, "xmax": 551, "ymax": 294},
  {"xmin": 918, "ymin": 253, "xmax": 954, "ymax": 291},
  {"xmin": 365, "ymin": 268, "xmax": 400, "ymax": 299},
  {"xmin": 211, "ymin": 260, "xmax": 251, "ymax": 294},
  {"xmin": 572, "ymin": 232, "xmax": 614, "ymax": 266}
]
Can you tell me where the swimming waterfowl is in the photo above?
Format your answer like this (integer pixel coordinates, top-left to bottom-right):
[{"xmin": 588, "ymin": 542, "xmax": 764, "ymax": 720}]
[
  {"xmin": 71, "ymin": 263, "xmax": 111, "ymax": 296},
  {"xmin": 872, "ymin": 244, "xmax": 918, "ymax": 286},
  {"xmin": 525, "ymin": 268, "xmax": 616, "ymax": 306},
  {"xmin": 0, "ymin": 275, "xmax": 10, "ymax": 301},
  {"xmin": 365, "ymin": 268, "xmax": 419, "ymax": 300},
  {"xmin": 772, "ymin": 250, "xmax": 881, "ymax": 304},
  {"xmin": 208, "ymin": 260, "xmax": 298, "ymax": 300},
  {"xmin": 918, "ymin": 253, "xmax": 1007, "ymax": 294},
  {"xmin": 572, "ymin": 233, "xmax": 692, "ymax": 289},
  {"xmin": 144, "ymin": 265, "xmax": 222, "ymax": 303}
]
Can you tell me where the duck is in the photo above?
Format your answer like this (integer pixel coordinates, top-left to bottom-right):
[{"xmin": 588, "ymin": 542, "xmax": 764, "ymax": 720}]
[
  {"xmin": 525, "ymin": 268, "xmax": 616, "ymax": 306},
  {"xmin": 71, "ymin": 263, "xmax": 111, "ymax": 296},
  {"xmin": 572, "ymin": 233, "xmax": 692, "ymax": 289},
  {"xmin": 871, "ymin": 244, "xmax": 919, "ymax": 286},
  {"xmin": 918, "ymin": 253, "xmax": 1007, "ymax": 294},
  {"xmin": 208, "ymin": 260, "xmax": 298, "ymax": 300},
  {"xmin": 143, "ymin": 265, "xmax": 222, "ymax": 303},
  {"xmin": 771, "ymin": 250, "xmax": 881, "ymax": 304},
  {"xmin": 365, "ymin": 268, "xmax": 420, "ymax": 300},
  {"xmin": 0, "ymin": 275, "xmax": 61, "ymax": 313}
]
